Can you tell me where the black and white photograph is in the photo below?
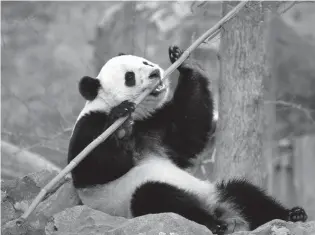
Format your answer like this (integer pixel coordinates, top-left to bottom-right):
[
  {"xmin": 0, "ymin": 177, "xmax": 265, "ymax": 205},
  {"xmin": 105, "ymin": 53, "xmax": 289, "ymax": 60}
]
[{"xmin": 1, "ymin": 1, "xmax": 315, "ymax": 234}]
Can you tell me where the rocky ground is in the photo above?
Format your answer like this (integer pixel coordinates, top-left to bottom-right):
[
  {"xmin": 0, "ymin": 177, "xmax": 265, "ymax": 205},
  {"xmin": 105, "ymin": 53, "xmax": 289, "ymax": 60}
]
[{"xmin": 2, "ymin": 170, "xmax": 315, "ymax": 235}]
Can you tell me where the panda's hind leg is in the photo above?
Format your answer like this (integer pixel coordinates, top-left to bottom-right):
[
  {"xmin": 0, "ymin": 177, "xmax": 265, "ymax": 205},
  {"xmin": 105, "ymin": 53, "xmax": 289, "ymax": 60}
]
[
  {"xmin": 216, "ymin": 179, "xmax": 308, "ymax": 230},
  {"xmin": 131, "ymin": 181, "xmax": 228, "ymax": 235}
]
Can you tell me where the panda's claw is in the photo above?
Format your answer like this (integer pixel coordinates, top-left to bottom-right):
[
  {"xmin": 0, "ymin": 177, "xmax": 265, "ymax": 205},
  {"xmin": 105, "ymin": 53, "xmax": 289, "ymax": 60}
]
[
  {"xmin": 109, "ymin": 100, "xmax": 135, "ymax": 140},
  {"xmin": 169, "ymin": 45, "xmax": 183, "ymax": 64},
  {"xmin": 110, "ymin": 100, "xmax": 136, "ymax": 121},
  {"xmin": 288, "ymin": 207, "xmax": 308, "ymax": 222},
  {"xmin": 212, "ymin": 222, "xmax": 228, "ymax": 235}
]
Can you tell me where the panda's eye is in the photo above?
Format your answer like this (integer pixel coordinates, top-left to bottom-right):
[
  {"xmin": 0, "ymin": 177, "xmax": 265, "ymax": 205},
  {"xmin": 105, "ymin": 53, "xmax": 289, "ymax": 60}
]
[{"xmin": 125, "ymin": 71, "xmax": 136, "ymax": 87}]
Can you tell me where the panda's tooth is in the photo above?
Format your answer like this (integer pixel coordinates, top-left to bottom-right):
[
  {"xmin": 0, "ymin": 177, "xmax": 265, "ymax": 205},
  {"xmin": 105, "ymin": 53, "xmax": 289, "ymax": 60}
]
[{"xmin": 152, "ymin": 82, "xmax": 165, "ymax": 93}]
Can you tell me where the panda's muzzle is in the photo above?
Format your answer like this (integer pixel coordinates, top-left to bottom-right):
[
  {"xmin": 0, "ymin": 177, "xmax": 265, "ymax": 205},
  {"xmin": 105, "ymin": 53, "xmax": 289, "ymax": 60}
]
[
  {"xmin": 149, "ymin": 69, "xmax": 166, "ymax": 96},
  {"xmin": 149, "ymin": 69, "xmax": 161, "ymax": 79}
]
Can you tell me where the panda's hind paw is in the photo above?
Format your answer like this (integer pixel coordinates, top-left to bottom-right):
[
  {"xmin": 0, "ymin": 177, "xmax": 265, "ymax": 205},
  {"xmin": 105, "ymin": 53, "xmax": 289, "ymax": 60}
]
[
  {"xmin": 110, "ymin": 100, "xmax": 135, "ymax": 121},
  {"xmin": 288, "ymin": 207, "xmax": 308, "ymax": 222},
  {"xmin": 212, "ymin": 222, "xmax": 228, "ymax": 235},
  {"xmin": 169, "ymin": 45, "xmax": 183, "ymax": 64}
]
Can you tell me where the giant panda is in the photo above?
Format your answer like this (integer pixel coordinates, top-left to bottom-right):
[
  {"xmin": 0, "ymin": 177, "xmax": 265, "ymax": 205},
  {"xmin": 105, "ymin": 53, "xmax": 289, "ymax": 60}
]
[{"xmin": 68, "ymin": 45, "xmax": 307, "ymax": 234}]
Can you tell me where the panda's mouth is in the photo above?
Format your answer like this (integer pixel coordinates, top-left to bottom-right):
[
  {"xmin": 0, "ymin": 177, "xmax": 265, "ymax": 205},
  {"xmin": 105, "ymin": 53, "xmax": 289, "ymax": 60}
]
[{"xmin": 150, "ymin": 81, "xmax": 166, "ymax": 96}]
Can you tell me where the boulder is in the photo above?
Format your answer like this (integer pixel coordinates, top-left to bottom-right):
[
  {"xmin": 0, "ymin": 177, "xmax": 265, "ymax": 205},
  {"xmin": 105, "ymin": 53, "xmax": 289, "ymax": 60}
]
[
  {"xmin": 1, "ymin": 170, "xmax": 80, "ymax": 235},
  {"xmin": 46, "ymin": 205, "xmax": 213, "ymax": 235},
  {"xmin": 2, "ymin": 170, "xmax": 315, "ymax": 235}
]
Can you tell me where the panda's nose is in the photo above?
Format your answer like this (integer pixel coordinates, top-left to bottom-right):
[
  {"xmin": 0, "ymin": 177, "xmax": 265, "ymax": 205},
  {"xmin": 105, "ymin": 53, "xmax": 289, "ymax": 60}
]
[{"xmin": 149, "ymin": 69, "xmax": 160, "ymax": 79}]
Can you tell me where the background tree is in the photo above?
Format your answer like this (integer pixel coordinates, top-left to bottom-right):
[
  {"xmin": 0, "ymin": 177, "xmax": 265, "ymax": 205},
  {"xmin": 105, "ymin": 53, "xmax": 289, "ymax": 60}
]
[{"xmin": 214, "ymin": 2, "xmax": 279, "ymax": 186}]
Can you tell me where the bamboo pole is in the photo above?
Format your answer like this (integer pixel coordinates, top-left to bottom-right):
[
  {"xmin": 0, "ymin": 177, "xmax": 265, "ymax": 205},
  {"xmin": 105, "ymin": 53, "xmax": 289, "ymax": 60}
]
[{"xmin": 16, "ymin": 0, "xmax": 249, "ymax": 225}]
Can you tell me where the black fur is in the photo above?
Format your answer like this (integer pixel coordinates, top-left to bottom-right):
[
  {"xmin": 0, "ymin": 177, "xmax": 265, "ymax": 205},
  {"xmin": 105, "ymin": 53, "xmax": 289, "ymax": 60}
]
[
  {"xmin": 79, "ymin": 76, "xmax": 100, "ymax": 101},
  {"xmin": 69, "ymin": 45, "xmax": 214, "ymax": 187},
  {"xmin": 68, "ymin": 102, "xmax": 135, "ymax": 188},
  {"xmin": 69, "ymin": 46, "xmax": 307, "ymax": 234},
  {"xmin": 288, "ymin": 207, "xmax": 308, "ymax": 222},
  {"xmin": 149, "ymin": 69, "xmax": 160, "ymax": 79},
  {"xmin": 125, "ymin": 71, "xmax": 136, "ymax": 87},
  {"xmin": 129, "ymin": 45, "xmax": 212, "ymax": 168},
  {"xmin": 108, "ymin": 100, "xmax": 135, "ymax": 121},
  {"xmin": 137, "ymin": 45, "xmax": 213, "ymax": 168},
  {"xmin": 130, "ymin": 179, "xmax": 308, "ymax": 234},
  {"xmin": 216, "ymin": 179, "xmax": 308, "ymax": 230},
  {"xmin": 131, "ymin": 181, "xmax": 227, "ymax": 234},
  {"xmin": 143, "ymin": 61, "xmax": 154, "ymax": 67}
]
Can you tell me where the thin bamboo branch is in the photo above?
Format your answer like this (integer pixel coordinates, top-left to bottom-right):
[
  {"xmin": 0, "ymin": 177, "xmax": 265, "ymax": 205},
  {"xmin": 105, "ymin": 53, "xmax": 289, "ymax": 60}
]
[
  {"xmin": 16, "ymin": 0, "xmax": 249, "ymax": 225},
  {"xmin": 280, "ymin": 1, "xmax": 297, "ymax": 14}
]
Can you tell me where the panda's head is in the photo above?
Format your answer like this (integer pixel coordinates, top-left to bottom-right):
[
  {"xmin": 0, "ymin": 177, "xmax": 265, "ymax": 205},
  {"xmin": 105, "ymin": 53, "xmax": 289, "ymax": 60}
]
[{"xmin": 78, "ymin": 54, "xmax": 170, "ymax": 120}]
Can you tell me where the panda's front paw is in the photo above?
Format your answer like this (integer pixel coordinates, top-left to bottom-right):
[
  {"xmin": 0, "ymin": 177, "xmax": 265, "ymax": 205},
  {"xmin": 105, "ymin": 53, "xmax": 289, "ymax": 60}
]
[
  {"xmin": 169, "ymin": 45, "xmax": 183, "ymax": 64},
  {"xmin": 116, "ymin": 118, "xmax": 134, "ymax": 139},
  {"xmin": 288, "ymin": 207, "xmax": 308, "ymax": 222},
  {"xmin": 110, "ymin": 100, "xmax": 136, "ymax": 121}
]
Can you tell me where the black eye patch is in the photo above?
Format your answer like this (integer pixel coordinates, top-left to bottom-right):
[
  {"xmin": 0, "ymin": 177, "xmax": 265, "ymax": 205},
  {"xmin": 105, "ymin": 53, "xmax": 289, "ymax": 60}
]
[
  {"xmin": 143, "ymin": 61, "xmax": 154, "ymax": 67},
  {"xmin": 125, "ymin": 71, "xmax": 136, "ymax": 87}
]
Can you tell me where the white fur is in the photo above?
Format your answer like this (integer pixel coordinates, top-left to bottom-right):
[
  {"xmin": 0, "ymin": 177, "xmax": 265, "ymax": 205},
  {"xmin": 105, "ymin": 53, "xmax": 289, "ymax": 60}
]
[
  {"xmin": 77, "ymin": 154, "xmax": 218, "ymax": 219},
  {"xmin": 77, "ymin": 152, "xmax": 249, "ymax": 233},
  {"xmin": 132, "ymin": 85, "xmax": 171, "ymax": 120},
  {"xmin": 98, "ymin": 55, "xmax": 164, "ymax": 101},
  {"xmin": 76, "ymin": 55, "xmax": 171, "ymax": 121}
]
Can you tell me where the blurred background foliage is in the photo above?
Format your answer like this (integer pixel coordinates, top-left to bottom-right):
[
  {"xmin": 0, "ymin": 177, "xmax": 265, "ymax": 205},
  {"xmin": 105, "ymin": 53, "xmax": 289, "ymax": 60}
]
[
  {"xmin": 1, "ymin": 1, "xmax": 223, "ymax": 172},
  {"xmin": 1, "ymin": 2, "xmax": 315, "ymax": 216}
]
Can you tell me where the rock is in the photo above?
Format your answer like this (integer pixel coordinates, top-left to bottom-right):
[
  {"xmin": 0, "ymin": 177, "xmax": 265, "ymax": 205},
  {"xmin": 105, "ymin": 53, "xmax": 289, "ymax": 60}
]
[
  {"xmin": 1, "ymin": 140, "xmax": 62, "ymax": 181},
  {"xmin": 2, "ymin": 219, "xmax": 42, "ymax": 235},
  {"xmin": 232, "ymin": 219, "xmax": 315, "ymax": 235},
  {"xmin": 1, "ymin": 170, "xmax": 58, "ymax": 225},
  {"xmin": 46, "ymin": 205, "xmax": 213, "ymax": 235},
  {"xmin": 33, "ymin": 181, "xmax": 80, "ymax": 219},
  {"xmin": 1, "ymin": 193, "xmax": 16, "ymax": 226},
  {"xmin": 45, "ymin": 206, "xmax": 315, "ymax": 235},
  {"xmin": 1, "ymin": 170, "xmax": 80, "ymax": 235},
  {"xmin": 2, "ymin": 170, "xmax": 315, "ymax": 235}
]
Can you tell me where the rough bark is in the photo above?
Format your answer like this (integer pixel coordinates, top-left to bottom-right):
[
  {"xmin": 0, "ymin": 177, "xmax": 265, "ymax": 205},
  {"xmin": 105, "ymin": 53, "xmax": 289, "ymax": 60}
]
[
  {"xmin": 214, "ymin": 2, "xmax": 273, "ymax": 186},
  {"xmin": 293, "ymin": 134, "xmax": 315, "ymax": 220},
  {"xmin": 263, "ymin": 11, "xmax": 280, "ymax": 194}
]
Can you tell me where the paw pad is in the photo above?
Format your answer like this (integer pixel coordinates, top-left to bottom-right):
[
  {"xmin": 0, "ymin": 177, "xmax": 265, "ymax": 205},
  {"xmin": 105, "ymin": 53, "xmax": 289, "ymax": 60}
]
[
  {"xmin": 169, "ymin": 45, "xmax": 183, "ymax": 64},
  {"xmin": 212, "ymin": 223, "xmax": 228, "ymax": 235},
  {"xmin": 288, "ymin": 207, "xmax": 308, "ymax": 222},
  {"xmin": 116, "ymin": 101, "xmax": 135, "ymax": 117},
  {"xmin": 110, "ymin": 100, "xmax": 136, "ymax": 121}
]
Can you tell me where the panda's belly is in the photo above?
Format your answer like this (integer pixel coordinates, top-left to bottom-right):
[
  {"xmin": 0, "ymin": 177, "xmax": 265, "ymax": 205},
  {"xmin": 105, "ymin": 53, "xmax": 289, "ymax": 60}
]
[
  {"xmin": 77, "ymin": 155, "xmax": 217, "ymax": 218},
  {"xmin": 77, "ymin": 181, "xmax": 132, "ymax": 218}
]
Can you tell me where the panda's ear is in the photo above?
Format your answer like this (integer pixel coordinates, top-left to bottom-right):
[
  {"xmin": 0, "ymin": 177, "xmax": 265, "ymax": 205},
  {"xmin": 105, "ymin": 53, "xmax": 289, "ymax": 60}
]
[
  {"xmin": 79, "ymin": 76, "xmax": 100, "ymax": 101},
  {"xmin": 118, "ymin": 53, "xmax": 126, "ymax": 56}
]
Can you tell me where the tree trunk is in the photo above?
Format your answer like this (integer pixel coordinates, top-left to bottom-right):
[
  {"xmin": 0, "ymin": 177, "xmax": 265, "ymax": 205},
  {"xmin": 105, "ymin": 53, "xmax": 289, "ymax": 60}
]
[
  {"xmin": 214, "ymin": 2, "xmax": 274, "ymax": 186},
  {"xmin": 263, "ymin": 12, "xmax": 281, "ymax": 193},
  {"xmin": 293, "ymin": 134, "xmax": 315, "ymax": 220}
]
